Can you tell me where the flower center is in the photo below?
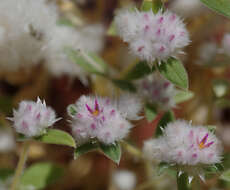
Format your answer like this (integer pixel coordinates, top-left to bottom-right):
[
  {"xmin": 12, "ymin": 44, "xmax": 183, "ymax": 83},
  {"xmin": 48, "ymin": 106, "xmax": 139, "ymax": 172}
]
[
  {"xmin": 86, "ymin": 99, "xmax": 101, "ymax": 117},
  {"xmin": 198, "ymin": 133, "xmax": 214, "ymax": 150}
]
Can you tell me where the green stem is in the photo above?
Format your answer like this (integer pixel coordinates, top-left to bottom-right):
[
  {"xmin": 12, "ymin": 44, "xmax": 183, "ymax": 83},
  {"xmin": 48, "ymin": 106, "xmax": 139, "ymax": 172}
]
[
  {"xmin": 10, "ymin": 141, "xmax": 30, "ymax": 190},
  {"xmin": 177, "ymin": 172, "xmax": 192, "ymax": 190}
]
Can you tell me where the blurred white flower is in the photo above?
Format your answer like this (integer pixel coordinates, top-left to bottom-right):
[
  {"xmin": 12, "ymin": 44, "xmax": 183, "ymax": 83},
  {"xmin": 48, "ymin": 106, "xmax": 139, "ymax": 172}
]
[
  {"xmin": 169, "ymin": 0, "xmax": 204, "ymax": 18},
  {"xmin": 68, "ymin": 95, "xmax": 142, "ymax": 145},
  {"xmin": 112, "ymin": 170, "xmax": 137, "ymax": 190},
  {"xmin": 143, "ymin": 120, "xmax": 222, "ymax": 166},
  {"xmin": 0, "ymin": 0, "xmax": 104, "ymax": 81},
  {"xmin": 0, "ymin": 129, "xmax": 15, "ymax": 153},
  {"xmin": 222, "ymin": 33, "xmax": 230, "ymax": 56},
  {"xmin": 137, "ymin": 74, "xmax": 176, "ymax": 110},
  {"xmin": 196, "ymin": 42, "xmax": 218, "ymax": 65},
  {"xmin": 9, "ymin": 98, "xmax": 59, "ymax": 137},
  {"xmin": 115, "ymin": 9, "xmax": 189, "ymax": 64}
]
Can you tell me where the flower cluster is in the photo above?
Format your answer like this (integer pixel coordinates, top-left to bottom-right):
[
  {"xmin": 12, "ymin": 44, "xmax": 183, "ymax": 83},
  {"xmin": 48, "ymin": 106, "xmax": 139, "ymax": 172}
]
[
  {"xmin": 9, "ymin": 98, "xmax": 58, "ymax": 137},
  {"xmin": 115, "ymin": 9, "xmax": 189, "ymax": 64},
  {"xmin": 137, "ymin": 74, "xmax": 176, "ymax": 110},
  {"xmin": 0, "ymin": 0, "xmax": 104, "ymax": 82},
  {"xmin": 68, "ymin": 95, "xmax": 142, "ymax": 145},
  {"xmin": 143, "ymin": 120, "xmax": 222, "ymax": 166}
]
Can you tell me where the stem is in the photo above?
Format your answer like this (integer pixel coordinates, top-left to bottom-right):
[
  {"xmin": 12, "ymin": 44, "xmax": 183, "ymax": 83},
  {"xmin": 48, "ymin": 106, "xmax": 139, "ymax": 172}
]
[
  {"xmin": 120, "ymin": 141, "xmax": 143, "ymax": 159},
  {"xmin": 177, "ymin": 172, "xmax": 192, "ymax": 190},
  {"xmin": 10, "ymin": 141, "xmax": 30, "ymax": 190}
]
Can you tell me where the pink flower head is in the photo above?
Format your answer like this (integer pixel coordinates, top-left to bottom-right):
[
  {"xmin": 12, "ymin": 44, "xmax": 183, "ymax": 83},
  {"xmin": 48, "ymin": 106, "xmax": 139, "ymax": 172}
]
[
  {"xmin": 9, "ymin": 97, "xmax": 59, "ymax": 137},
  {"xmin": 68, "ymin": 95, "xmax": 142, "ymax": 145},
  {"xmin": 115, "ymin": 9, "xmax": 190, "ymax": 65}
]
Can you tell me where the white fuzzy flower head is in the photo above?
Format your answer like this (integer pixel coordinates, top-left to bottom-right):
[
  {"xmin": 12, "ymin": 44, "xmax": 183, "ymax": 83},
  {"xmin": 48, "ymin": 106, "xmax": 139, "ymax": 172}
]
[
  {"xmin": 137, "ymin": 74, "xmax": 176, "ymax": 110},
  {"xmin": 9, "ymin": 98, "xmax": 58, "ymax": 137},
  {"xmin": 222, "ymin": 33, "xmax": 230, "ymax": 56},
  {"xmin": 143, "ymin": 120, "xmax": 223, "ymax": 166},
  {"xmin": 112, "ymin": 170, "xmax": 137, "ymax": 190},
  {"xmin": 0, "ymin": 129, "xmax": 15, "ymax": 153},
  {"xmin": 115, "ymin": 9, "xmax": 190, "ymax": 64},
  {"xmin": 68, "ymin": 95, "xmax": 142, "ymax": 145}
]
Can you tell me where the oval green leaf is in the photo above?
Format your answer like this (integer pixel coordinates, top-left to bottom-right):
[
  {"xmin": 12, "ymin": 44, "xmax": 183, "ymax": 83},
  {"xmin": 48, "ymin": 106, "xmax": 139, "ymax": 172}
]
[
  {"xmin": 112, "ymin": 79, "xmax": 136, "ymax": 92},
  {"xmin": 201, "ymin": 0, "xmax": 230, "ymax": 19},
  {"xmin": 155, "ymin": 110, "xmax": 174, "ymax": 137},
  {"xmin": 174, "ymin": 90, "xmax": 194, "ymax": 104},
  {"xmin": 158, "ymin": 57, "xmax": 189, "ymax": 90},
  {"xmin": 20, "ymin": 162, "xmax": 64, "ymax": 190},
  {"xmin": 145, "ymin": 103, "xmax": 158, "ymax": 122},
  {"xmin": 74, "ymin": 141, "xmax": 99, "ymax": 159},
  {"xmin": 220, "ymin": 169, "xmax": 230, "ymax": 182},
  {"xmin": 37, "ymin": 129, "xmax": 76, "ymax": 148},
  {"xmin": 99, "ymin": 142, "xmax": 121, "ymax": 164}
]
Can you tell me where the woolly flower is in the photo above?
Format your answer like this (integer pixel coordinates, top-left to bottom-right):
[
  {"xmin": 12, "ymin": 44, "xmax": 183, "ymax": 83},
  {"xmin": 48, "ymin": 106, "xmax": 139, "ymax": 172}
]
[
  {"xmin": 68, "ymin": 95, "xmax": 142, "ymax": 145},
  {"xmin": 0, "ymin": 0, "xmax": 104, "ymax": 81},
  {"xmin": 137, "ymin": 74, "xmax": 176, "ymax": 110},
  {"xmin": 9, "ymin": 98, "xmax": 59, "ymax": 137},
  {"xmin": 143, "ymin": 120, "xmax": 222, "ymax": 166},
  {"xmin": 222, "ymin": 33, "xmax": 230, "ymax": 56},
  {"xmin": 196, "ymin": 42, "xmax": 218, "ymax": 65},
  {"xmin": 115, "ymin": 9, "xmax": 189, "ymax": 64},
  {"xmin": 0, "ymin": 129, "xmax": 15, "ymax": 153},
  {"xmin": 112, "ymin": 170, "xmax": 137, "ymax": 190}
]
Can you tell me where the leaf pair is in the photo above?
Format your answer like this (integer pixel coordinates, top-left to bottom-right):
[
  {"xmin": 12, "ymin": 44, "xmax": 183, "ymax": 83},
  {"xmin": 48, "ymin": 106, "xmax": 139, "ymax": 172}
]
[{"xmin": 74, "ymin": 141, "xmax": 121, "ymax": 164}]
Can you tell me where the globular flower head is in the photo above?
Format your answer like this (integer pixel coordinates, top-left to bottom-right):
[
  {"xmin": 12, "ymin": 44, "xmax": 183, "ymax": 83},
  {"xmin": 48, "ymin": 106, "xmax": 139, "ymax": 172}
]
[
  {"xmin": 68, "ymin": 95, "xmax": 142, "ymax": 145},
  {"xmin": 9, "ymin": 98, "xmax": 58, "ymax": 137},
  {"xmin": 115, "ymin": 9, "xmax": 190, "ymax": 64},
  {"xmin": 137, "ymin": 74, "xmax": 176, "ymax": 110},
  {"xmin": 222, "ymin": 33, "xmax": 230, "ymax": 56},
  {"xmin": 143, "ymin": 120, "xmax": 222, "ymax": 166}
]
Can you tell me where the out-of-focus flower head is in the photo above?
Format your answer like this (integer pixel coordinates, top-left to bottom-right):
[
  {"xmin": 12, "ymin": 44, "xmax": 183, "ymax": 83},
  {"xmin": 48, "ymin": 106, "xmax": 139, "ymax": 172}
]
[
  {"xmin": 112, "ymin": 170, "xmax": 137, "ymax": 190},
  {"xmin": 0, "ymin": 0, "xmax": 104, "ymax": 82},
  {"xmin": 0, "ymin": 129, "xmax": 15, "ymax": 153},
  {"xmin": 137, "ymin": 73, "xmax": 176, "ymax": 110},
  {"xmin": 9, "ymin": 98, "xmax": 59, "ymax": 137},
  {"xmin": 222, "ymin": 33, "xmax": 230, "ymax": 56},
  {"xmin": 115, "ymin": 9, "xmax": 190, "ymax": 65},
  {"xmin": 143, "ymin": 120, "xmax": 223, "ymax": 179},
  {"xmin": 68, "ymin": 94, "xmax": 142, "ymax": 145}
]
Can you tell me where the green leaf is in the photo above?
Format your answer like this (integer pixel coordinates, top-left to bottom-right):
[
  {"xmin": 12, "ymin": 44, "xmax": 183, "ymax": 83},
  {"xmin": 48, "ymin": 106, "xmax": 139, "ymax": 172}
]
[
  {"xmin": 174, "ymin": 90, "xmax": 194, "ymax": 104},
  {"xmin": 107, "ymin": 21, "xmax": 117, "ymax": 36},
  {"xmin": 205, "ymin": 163, "xmax": 224, "ymax": 173},
  {"xmin": 145, "ymin": 103, "xmax": 158, "ymax": 122},
  {"xmin": 99, "ymin": 142, "xmax": 121, "ymax": 164},
  {"xmin": 157, "ymin": 162, "xmax": 171, "ymax": 175},
  {"xmin": 20, "ymin": 163, "xmax": 64, "ymax": 190},
  {"xmin": 141, "ymin": 1, "xmax": 153, "ymax": 12},
  {"xmin": 220, "ymin": 169, "xmax": 230, "ymax": 182},
  {"xmin": 207, "ymin": 125, "xmax": 217, "ymax": 134},
  {"xmin": 74, "ymin": 141, "xmax": 99, "ymax": 159},
  {"xmin": 37, "ymin": 129, "xmax": 76, "ymax": 148},
  {"xmin": 0, "ymin": 168, "xmax": 14, "ymax": 181},
  {"xmin": 213, "ymin": 79, "xmax": 229, "ymax": 98},
  {"xmin": 123, "ymin": 61, "xmax": 154, "ymax": 80},
  {"xmin": 177, "ymin": 172, "xmax": 192, "ymax": 190},
  {"xmin": 67, "ymin": 104, "xmax": 77, "ymax": 117},
  {"xmin": 158, "ymin": 57, "xmax": 189, "ymax": 90},
  {"xmin": 155, "ymin": 110, "xmax": 174, "ymax": 137},
  {"xmin": 64, "ymin": 48, "xmax": 107, "ymax": 74},
  {"xmin": 152, "ymin": 0, "xmax": 164, "ymax": 14},
  {"xmin": 200, "ymin": 0, "xmax": 230, "ymax": 19},
  {"xmin": 57, "ymin": 18, "xmax": 74, "ymax": 27},
  {"xmin": 112, "ymin": 79, "xmax": 136, "ymax": 92}
]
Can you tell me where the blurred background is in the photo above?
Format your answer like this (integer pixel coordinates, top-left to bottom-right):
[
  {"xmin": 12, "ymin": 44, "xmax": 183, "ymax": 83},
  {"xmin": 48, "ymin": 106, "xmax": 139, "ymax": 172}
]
[{"xmin": 1, "ymin": 0, "xmax": 230, "ymax": 189}]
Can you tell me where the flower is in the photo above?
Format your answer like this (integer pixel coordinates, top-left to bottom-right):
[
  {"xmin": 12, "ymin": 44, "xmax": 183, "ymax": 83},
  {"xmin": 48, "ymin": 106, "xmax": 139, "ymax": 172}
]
[
  {"xmin": 112, "ymin": 170, "xmax": 137, "ymax": 190},
  {"xmin": 68, "ymin": 95, "xmax": 142, "ymax": 145},
  {"xmin": 137, "ymin": 74, "xmax": 176, "ymax": 110},
  {"xmin": 0, "ymin": 0, "xmax": 104, "ymax": 82},
  {"xmin": 0, "ymin": 129, "xmax": 15, "ymax": 153},
  {"xmin": 9, "ymin": 98, "xmax": 59, "ymax": 137},
  {"xmin": 222, "ymin": 33, "xmax": 230, "ymax": 56},
  {"xmin": 115, "ymin": 9, "xmax": 189, "ymax": 64},
  {"xmin": 143, "ymin": 120, "xmax": 222, "ymax": 166}
]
